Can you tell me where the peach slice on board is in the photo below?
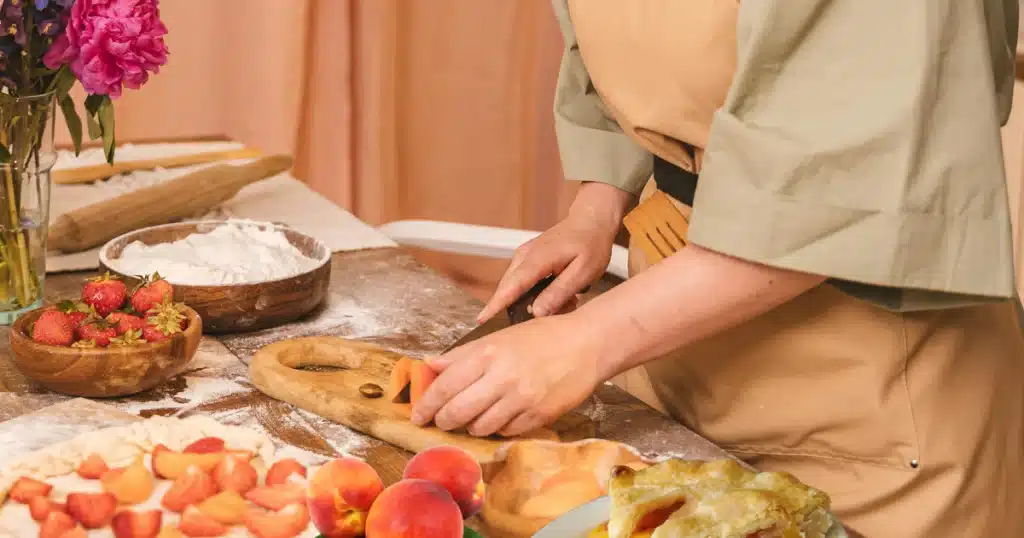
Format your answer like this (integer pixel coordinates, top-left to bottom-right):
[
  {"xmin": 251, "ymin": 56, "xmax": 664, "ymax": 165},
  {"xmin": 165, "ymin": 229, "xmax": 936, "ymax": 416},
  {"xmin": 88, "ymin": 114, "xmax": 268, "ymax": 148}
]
[{"xmin": 387, "ymin": 357, "xmax": 437, "ymax": 406}]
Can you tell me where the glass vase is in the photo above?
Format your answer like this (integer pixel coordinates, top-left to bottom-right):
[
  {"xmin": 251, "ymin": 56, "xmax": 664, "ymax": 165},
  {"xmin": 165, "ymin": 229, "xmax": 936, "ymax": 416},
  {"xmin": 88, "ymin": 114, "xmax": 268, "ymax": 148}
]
[{"xmin": 0, "ymin": 92, "xmax": 55, "ymax": 324}]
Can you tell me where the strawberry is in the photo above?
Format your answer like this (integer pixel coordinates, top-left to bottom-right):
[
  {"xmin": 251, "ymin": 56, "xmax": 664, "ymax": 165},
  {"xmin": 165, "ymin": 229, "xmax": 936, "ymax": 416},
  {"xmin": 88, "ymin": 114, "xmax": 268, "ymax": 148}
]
[
  {"xmin": 131, "ymin": 273, "xmax": 174, "ymax": 315},
  {"xmin": 39, "ymin": 512, "xmax": 76, "ymax": 538},
  {"xmin": 143, "ymin": 308, "xmax": 184, "ymax": 343},
  {"xmin": 29, "ymin": 497, "xmax": 66, "ymax": 522},
  {"xmin": 110, "ymin": 329, "xmax": 144, "ymax": 347},
  {"xmin": 10, "ymin": 477, "xmax": 53, "ymax": 503},
  {"xmin": 31, "ymin": 310, "xmax": 75, "ymax": 346},
  {"xmin": 66, "ymin": 492, "xmax": 117, "ymax": 529},
  {"xmin": 57, "ymin": 300, "xmax": 96, "ymax": 327},
  {"xmin": 82, "ymin": 272, "xmax": 128, "ymax": 317},
  {"xmin": 75, "ymin": 320, "xmax": 118, "ymax": 347},
  {"xmin": 107, "ymin": 311, "xmax": 148, "ymax": 335}
]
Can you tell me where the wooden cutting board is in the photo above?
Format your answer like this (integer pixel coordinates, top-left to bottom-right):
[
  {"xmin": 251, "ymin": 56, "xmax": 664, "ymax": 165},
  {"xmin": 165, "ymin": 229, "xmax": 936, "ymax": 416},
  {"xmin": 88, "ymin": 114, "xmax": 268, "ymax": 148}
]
[{"xmin": 249, "ymin": 336, "xmax": 596, "ymax": 462}]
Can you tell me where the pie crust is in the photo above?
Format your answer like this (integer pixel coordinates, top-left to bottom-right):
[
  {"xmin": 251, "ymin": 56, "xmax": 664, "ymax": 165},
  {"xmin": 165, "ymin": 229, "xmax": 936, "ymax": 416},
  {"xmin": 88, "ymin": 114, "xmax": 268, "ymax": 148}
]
[
  {"xmin": 606, "ymin": 459, "xmax": 833, "ymax": 538},
  {"xmin": 0, "ymin": 415, "xmax": 276, "ymax": 506}
]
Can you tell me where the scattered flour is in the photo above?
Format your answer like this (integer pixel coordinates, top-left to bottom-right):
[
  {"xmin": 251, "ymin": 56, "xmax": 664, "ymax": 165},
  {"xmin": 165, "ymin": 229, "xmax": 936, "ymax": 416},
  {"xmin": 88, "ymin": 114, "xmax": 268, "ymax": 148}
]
[{"xmin": 109, "ymin": 219, "xmax": 326, "ymax": 285}]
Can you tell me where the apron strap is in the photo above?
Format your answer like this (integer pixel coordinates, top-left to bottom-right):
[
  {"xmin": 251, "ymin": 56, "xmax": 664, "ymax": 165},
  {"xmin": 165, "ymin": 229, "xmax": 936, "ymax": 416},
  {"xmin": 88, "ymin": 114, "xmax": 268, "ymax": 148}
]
[{"xmin": 653, "ymin": 151, "xmax": 698, "ymax": 206}]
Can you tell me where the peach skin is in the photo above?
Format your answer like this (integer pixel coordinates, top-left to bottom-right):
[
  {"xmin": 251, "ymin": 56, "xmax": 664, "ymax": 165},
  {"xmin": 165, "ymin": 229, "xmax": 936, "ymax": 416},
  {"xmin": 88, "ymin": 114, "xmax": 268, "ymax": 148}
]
[
  {"xmin": 307, "ymin": 457, "xmax": 384, "ymax": 538},
  {"xmin": 403, "ymin": 445, "xmax": 485, "ymax": 518},
  {"xmin": 364, "ymin": 479, "xmax": 463, "ymax": 538}
]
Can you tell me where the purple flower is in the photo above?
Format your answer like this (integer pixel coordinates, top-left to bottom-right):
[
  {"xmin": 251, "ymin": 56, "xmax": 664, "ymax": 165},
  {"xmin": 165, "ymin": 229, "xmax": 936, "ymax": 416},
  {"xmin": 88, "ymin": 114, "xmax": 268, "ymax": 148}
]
[
  {"xmin": 2, "ymin": 0, "xmax": 26, "ymax": 45},
  {"xmin": 43, "ymin": 0, "xmax": 167, "ymax": 97}
]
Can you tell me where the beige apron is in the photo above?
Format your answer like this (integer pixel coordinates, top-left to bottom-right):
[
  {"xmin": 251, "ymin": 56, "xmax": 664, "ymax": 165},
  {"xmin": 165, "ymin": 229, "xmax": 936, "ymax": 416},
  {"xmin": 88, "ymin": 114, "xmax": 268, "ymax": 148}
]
[{"xmin": 567, "ymin": 1, "xmax": 1024, "ymax": 536}]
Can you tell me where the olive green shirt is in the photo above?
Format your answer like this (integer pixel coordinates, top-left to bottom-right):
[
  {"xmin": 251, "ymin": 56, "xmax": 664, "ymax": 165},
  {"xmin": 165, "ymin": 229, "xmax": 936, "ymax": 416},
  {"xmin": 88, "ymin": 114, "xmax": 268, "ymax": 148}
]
[{"xmin": 552, "ymin": 0, "xmax": 1020, "ymax": 311}]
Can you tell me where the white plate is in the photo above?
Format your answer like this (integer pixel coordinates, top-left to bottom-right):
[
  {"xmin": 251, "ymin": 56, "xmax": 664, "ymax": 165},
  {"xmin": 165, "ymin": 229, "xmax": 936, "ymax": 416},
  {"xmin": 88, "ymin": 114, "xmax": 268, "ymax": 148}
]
[{"xmin": 533, "ymin": 496, "xmax": 850, "ymax": 538}]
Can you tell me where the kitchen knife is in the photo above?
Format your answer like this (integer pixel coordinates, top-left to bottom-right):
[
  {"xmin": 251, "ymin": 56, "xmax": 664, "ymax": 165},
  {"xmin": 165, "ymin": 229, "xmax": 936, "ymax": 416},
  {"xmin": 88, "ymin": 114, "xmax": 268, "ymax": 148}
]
[{"xmin": 444, "ymin": 275, "xmax": 556, "ymax": 352}]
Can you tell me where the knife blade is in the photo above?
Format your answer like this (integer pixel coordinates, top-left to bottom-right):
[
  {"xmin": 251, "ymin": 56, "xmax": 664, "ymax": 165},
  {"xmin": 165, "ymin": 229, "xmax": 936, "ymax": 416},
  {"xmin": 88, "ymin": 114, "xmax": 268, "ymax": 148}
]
[{"xmin": 444, "ymin": 275, "xmax": 556, "ymax": 352}]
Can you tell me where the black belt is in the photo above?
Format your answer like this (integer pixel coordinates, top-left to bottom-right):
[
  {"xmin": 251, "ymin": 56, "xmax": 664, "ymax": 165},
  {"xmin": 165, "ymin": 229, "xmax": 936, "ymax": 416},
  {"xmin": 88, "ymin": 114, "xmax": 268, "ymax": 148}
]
[{"xmin": 653, "ymin": 155, "xmax": 699, "ymax": 206}]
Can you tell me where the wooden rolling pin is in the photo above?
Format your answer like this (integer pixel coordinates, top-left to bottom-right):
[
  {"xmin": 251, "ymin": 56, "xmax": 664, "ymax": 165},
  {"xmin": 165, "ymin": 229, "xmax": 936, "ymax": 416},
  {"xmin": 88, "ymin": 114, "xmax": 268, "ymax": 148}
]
[
  {"xmin": 48, "ymin": 155, "xmax": 293, "ymax": 252},
  {"xmin": 53, "ymin": 148, "xmax": 263, "ymax": 185}
]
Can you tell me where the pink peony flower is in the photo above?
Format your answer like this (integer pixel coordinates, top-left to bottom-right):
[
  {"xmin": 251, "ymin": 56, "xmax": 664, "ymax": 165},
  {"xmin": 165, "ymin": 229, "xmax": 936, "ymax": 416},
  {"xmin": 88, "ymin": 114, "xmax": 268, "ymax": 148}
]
[{"xmin": 43, "ymin": 0, "xmax": 168, "ymax": 97}]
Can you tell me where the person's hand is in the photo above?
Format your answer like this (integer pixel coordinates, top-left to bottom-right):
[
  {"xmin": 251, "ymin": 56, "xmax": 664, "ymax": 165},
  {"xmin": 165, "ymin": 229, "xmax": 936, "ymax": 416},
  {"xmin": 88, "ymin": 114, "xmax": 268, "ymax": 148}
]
[
  {"xmin": 476, "ymin": 182, "xmax": 631, "ymax": 322},
  {"xmin": 410, "ymin": 313, "xmax": 604, "ymax": 437}
]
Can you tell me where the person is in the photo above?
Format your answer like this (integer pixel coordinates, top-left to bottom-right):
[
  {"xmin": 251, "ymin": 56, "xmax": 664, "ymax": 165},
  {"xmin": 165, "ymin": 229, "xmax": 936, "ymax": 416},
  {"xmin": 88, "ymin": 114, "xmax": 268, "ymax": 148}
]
[{"xmin": 411, "ymin": 1, "xmax": 1024, "ymax": 536}]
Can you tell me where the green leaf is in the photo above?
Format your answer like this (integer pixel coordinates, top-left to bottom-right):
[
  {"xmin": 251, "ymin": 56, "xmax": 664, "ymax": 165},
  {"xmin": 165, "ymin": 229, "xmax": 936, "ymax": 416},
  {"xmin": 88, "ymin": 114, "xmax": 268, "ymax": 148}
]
[
  {"xmin": 53, "ymin": 67, "xmax": 76, "ymax": 98},
  {"xmin": 0, "ymin": 145, "xmax": 9, "ymax": 164},
  {"xmin": 84, "ymin": 94, "xmax": 104, "ymax": 115},
  {"xmin": 463, "ymin": 527, "xmax": 485, "ymax": 538},
  {"xmin": 58, "ymin": 96, "xmax": 83, "ymax": 155},
  {"xmin": 98, "ymin": 96, "xmax": 116, "ymax": 164},
  {"xmin": 84, "ymin": 93, "xmax": 103, "ymax": 139}
]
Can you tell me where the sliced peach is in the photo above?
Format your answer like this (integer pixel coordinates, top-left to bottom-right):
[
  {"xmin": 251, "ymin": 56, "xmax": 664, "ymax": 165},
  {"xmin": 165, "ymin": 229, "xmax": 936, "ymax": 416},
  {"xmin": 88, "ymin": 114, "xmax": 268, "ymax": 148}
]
[
  {"xmin": 307, "ymin": 457, "xmax": 384, "ymax": 538},
  {"xmin": 29, "ymin": 496, "xmax": 66, "ymax": 522},
  {"xmin": 151, "ymin": 444, "xmax": 225, "ymax": 479},
  {"xmin": 365, "ymin": 479, "xmax": 463, "ymax": 538},
  {"xmin": 212, "ymin": 454, "xmax": 257, "ymax": 494},
  {"xmin": 66, "ymin": 492, "xmax": 117, "ymax": 529},
  {"xmin": 408, "ymin": 360, "xmax": 437, "ymax": 405},
  {"xmin": 197, "ymin": 491, "xmax": 248, "ymax": 526},
  {"xmin": 183, "ymin": 437, "xmax": 226, "ymax": 454},
  {"xmin": 9, "ymin": 476, "xmax": 52, "ymax": 503},
  {"xmin": 76, "ymin": 453, "xmax": 110, "ymax": 479},
  {"xmin": 265, "ymin": 459, "xmax": 307, "ymax": 487},
  {"xmin": 162, "ymin": 465, "xmax": 218, "ymax": 513},
  {"xmin": 39, "ymin": 511, "xmax": 76, "ymax": 538},
  {"xmin": 156, "ymin": 527, "xmax": 185, "ymax": 538},
  {"xmin": 245, "ymin": 504, "xmax": 311, "ymax": 538},
  {"xmin": 245, "ymin": 483, "xmax": 306, "ymax": 511},
  {"xmin": 102, "ymin": 459, "xmax": 155, "ymax": 505},
  {"xmin": 112, "ymin": 509, "xmax": 163, "ymax": 538},
  {"xmin": 178, "ymin": 506, "xmax": 227, "ymax": 537},
  {"xmin": 387, "ymin": 357, "xmax": 412, "ymax": 403}
]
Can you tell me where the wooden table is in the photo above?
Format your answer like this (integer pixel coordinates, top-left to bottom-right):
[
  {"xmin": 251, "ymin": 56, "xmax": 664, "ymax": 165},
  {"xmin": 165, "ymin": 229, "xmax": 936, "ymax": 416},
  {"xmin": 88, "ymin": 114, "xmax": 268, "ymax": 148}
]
[{"xmin": 0, "ymin": 248, "xmax": 731, "ymax": 483}]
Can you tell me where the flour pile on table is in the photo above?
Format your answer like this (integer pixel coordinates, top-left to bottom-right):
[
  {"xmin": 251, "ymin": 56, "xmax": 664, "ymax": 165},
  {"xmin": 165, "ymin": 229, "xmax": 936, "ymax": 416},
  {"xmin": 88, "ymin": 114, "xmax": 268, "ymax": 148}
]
[{"xmin": 110, "ymin": 219, "xmax": 324, "ymax": 285}]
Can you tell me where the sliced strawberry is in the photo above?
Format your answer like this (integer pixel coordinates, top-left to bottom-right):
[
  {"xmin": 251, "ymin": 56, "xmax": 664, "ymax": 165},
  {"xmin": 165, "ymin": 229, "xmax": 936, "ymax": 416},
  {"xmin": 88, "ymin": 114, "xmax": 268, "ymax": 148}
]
[
  {"xmin": 9, "ymin": 476, "xmax": 52, "ymax": 503},
  {"xmin": 58, "ymin": 526, "xmax": 88, "ymax": 538},
  {"xmin": 30, "ymin": 310, "xmax": 74, "ymax": 347},
  {"xmin": 39, "ymin": 512, "xmax": 77, "ymax": 538},
  {"xmin": 178, "ymin": 506, "xmax": 227, "ymax": 537},
  {"xmin": 29, "ymin": 497, "xmax": 66, "ymax": 522},
  {"xmin": 183, "ymin": 437, "xmax": 225, "ymax": 454},
  {"xmin": 112, "ymin": 509, "xmax": 163, "ymax": 538},
  {"xmin": 264, "ymin": 459, "xmax": 306, "ymax": 487},
  {"xmin": 66, "ymin": 492, "xmax": 117, "ymax": 529},
  {"xmin": 162, "ymin": 465, "xmax": 218, "ymax": 513},
  {"xmin": 213, "ymin": 454, "xmax": 257, "ymax": 494},
  {"xmin": 76, "ymin": 453, "xmax": 110, "ymax": 479},
  {"xmin": 244, "ymin": 483, "xmax": 306, "ymax": 511}
]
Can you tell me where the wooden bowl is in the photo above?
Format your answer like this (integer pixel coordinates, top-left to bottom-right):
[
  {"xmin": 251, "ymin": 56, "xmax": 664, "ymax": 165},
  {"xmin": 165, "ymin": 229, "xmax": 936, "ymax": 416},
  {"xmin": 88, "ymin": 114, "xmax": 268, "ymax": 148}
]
[
  {"xmin": 9, "ymin": 305, "xmax": 203, "ymax": 398},
  {"xmin": 478, "ymin": 439, "xmax": 650, "ymax": 538},
  {"xmin": 98, "ymin": 220, "xmax": 332, "ymax": 333}
]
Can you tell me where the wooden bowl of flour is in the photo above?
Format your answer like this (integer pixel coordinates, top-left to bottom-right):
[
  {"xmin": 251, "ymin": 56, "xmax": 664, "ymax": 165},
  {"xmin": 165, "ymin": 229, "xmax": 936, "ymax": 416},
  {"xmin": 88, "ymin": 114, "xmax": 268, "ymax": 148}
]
[{"xmin": 98, "ymin": 220, "xmax": 332, "ymax": 333}]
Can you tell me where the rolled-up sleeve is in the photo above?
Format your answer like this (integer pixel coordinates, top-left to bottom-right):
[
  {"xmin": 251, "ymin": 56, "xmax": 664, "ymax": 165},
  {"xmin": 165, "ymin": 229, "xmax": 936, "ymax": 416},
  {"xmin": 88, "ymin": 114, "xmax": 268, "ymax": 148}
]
[
  {"xmin": 688, "ymin": 0, "xmax": 1018, "ymax": 299},
  {"xmin": 551, "ymin": 0, "xmax": 652, "ymax": 195}
]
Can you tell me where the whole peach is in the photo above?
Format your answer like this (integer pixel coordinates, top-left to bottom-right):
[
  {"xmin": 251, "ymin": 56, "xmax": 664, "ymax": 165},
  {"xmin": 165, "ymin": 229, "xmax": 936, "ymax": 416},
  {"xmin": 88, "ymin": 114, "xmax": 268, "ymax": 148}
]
[
  {"xmin": 307, "ymin": 457, "xmax": 385, "ymax": 538},
  {"xmin": 365, "ymin": 479, "xmax": 463, "ymax": 538},
  {"xmin": 403, "ymin": 445, "xmax": 485, "ymax": 518}
]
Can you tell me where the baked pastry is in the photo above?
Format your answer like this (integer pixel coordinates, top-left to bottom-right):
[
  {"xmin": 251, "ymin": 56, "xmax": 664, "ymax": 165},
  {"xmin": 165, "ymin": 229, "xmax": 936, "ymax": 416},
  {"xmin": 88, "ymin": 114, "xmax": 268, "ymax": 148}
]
[{"xmin": 601, "ymin": 459, "xmax": 832, "ymax": 538}]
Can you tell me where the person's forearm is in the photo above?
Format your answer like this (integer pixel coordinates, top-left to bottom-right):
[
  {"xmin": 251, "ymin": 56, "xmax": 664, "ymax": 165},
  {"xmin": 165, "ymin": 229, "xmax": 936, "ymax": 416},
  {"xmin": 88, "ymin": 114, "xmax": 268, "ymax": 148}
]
[
  {"xmin": 573, "ymin": 244, "xmax": 825, "ymax": 379},
  {"xmin": 569, "ymin": 181, "xmax": 634, "ymax": 230}
]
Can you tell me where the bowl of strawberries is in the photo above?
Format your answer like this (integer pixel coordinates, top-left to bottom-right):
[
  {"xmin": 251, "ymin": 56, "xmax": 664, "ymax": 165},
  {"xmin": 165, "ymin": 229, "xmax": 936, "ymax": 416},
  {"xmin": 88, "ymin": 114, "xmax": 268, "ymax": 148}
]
[{"xmin": 8, "ymin": 272, "xmax": 202, "ymax": 398}]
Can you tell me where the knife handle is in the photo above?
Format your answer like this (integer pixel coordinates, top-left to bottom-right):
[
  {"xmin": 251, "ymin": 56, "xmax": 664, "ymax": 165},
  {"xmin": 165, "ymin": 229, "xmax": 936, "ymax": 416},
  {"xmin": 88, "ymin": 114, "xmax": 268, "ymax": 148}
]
[{"xmin": 506, "ymin": 275, "xmax": 556, "ymax": 324}]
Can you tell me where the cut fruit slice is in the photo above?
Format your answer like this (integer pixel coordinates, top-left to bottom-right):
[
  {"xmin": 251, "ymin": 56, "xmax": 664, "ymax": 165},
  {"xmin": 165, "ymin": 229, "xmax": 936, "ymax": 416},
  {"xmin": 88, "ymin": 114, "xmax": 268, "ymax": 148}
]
[
  {"xmin": 151, "ymin": 444, "xmax": 226, "ymax": 479},
  {"xmin": 102, "ymin": 459, "xmax": 156, "ymax": 505},
  {"xmin": 66, "ymin": 492, "xmax": 117, "ymax": 529},
  {"xmin": 112, "ymin": 509, "xmax": 163, "ymax": 538},
  {"xmin": 245, "ymin": 483, "xmax": 306, "ymax": 511},
  {"xmin": 39, "ymin": 511, "xmax": 76, "ymax": 538},
  {"xmin": 178, "ymin": 506, "xmax": 228, "ymax": 537},
  {"xmin": 29, "ymin": 496, "xmax": 67, "ymax": 522},
  {"xmin": 387, "ymin": 357, "xmax": 437, "ymax": 406},
  {"xmin": 197, "ymin": 491, "xmax": 248, "ymax": 525},
  {"xmin": 265, "ymin": 459, "xmax": 307, "ymax": 487},
  {"xmin": 76, "ymin": 453, "xmax": 110, "ymax": 479},
  {"xmin": 9, "ymin": 476, "xmax": 52, "ymax": 503},
  {"xmin": 162, "ymin": 465, "xmax": 218, "ymax": 513},
  {"xmin": 212, "ymin": 453, "xmax": 257, "ymax": 494},
  {"xmin": 183, "ymin": 437, "xmax": 226, "ymax": 454},
  {"xmin": 244, "ymin": 504, "xmax": 311, "ymax": 538}
]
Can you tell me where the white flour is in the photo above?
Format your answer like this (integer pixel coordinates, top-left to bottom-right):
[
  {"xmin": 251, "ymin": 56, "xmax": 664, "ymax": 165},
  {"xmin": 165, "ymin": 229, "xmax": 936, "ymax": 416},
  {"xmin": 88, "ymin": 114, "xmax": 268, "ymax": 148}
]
[{"xmin": 109, "ymin": 219, "xmax": 325, "ymax": 285}]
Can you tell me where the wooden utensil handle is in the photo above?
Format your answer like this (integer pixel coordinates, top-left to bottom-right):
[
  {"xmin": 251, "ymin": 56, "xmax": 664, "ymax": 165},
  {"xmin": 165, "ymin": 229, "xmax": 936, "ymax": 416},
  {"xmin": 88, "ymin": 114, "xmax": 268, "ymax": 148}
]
[
  {"xmin": 52, "ymin": 148, "xmax": 263, "ymax": 185},
  {"xmin": 48, "ymin": 155, "xmax": 293, "ymax": 252}
]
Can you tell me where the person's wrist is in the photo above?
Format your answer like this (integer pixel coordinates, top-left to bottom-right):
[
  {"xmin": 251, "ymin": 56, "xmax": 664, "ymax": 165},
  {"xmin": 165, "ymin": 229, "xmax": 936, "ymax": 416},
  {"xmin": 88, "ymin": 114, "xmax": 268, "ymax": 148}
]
[
  {"xmin": 564, "ymin": 305, "xmax": 628, "ymax": 382},
  {"xmin": 568, "ymin": 182, "xmax": 631, "ymax": 235}
]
